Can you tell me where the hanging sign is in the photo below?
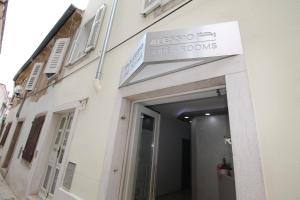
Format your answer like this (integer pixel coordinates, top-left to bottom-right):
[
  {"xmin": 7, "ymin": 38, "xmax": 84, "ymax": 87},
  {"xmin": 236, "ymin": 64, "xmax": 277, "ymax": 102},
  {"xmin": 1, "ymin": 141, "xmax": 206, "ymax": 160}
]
[{"xmin": 120, "ymin": 21, "xmax": 243, "ymax": 87}]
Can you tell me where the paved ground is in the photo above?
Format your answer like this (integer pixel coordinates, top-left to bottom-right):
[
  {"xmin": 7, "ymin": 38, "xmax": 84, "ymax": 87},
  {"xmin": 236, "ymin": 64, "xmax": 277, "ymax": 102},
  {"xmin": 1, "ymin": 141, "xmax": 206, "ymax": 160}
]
[
  {"xmin": 156, "ymin": 190, "xmax": 191, "ymax": 200},
  {"xmin": 0, "ymin": 174, "xmax": 17, "ymax": 200}
]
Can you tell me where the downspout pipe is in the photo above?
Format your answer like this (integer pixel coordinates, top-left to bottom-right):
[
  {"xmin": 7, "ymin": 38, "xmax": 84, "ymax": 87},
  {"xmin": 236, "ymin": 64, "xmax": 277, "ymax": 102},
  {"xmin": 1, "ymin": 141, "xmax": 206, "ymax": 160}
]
[
  {"xmin": 95, "ymin": 1, "xmax": 119, "ymax": 198},
  {"xmin": 94, "ymin": 0, "xmax": 119, "ymax": 90},
  {"xmin": 16, "ymin": 92, "xmax": 27, "ymax": 118}
]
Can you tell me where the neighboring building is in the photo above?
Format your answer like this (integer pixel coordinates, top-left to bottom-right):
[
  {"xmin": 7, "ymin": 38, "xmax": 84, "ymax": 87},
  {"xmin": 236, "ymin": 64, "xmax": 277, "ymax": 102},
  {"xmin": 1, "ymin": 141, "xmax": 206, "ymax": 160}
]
[
  {"xmin": 0, "ymin": 5, "xmax": 83, "ymax": 200},
  {"xmin": 0, "ymin": 83, "xmax": 9, "ymax": 134},
  {"xmin": 0, "ymin": 1, "xmax": 299, "ymax": 200},
  {"xmin": 0, "ymin": 0, "xmax": 8, "ymax": 53}
]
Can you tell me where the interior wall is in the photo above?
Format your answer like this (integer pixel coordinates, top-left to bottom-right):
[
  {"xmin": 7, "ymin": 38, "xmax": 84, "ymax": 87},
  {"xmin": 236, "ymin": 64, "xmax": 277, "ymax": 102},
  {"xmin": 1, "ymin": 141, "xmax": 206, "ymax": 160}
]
[
  {"xmin": 191, "ymin": 114, "xmax": 233, "ymax": 200},
  {"xmin": 156, "ymin": 115, "xmax": 190, "ymax": 197}
]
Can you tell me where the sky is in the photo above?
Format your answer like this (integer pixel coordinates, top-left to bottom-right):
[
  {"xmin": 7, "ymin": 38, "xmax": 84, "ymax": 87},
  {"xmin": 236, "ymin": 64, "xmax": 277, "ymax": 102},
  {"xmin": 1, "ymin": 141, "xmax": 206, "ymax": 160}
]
[{"xmin": 0, "ymin": 0, "xmax": 88, "ymax": 96}]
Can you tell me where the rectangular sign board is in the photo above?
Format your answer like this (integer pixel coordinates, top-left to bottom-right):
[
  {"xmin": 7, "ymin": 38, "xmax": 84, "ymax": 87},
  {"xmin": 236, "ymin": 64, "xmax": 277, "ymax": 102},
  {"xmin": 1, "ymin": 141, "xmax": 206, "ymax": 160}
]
[{"xmin": 120, "ymin": 21, "xmax": 243, "ymax": 87}]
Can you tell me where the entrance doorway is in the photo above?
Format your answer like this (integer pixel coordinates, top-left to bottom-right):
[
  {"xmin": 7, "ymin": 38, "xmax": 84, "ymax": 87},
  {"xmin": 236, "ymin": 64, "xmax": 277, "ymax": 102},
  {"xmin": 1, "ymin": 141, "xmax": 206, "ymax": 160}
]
[
  {"xmin": 126, "ymin": 89, "xmax": 236, "ymax": 200},
  {"xmin": 39, "ymin": 112, "xmax": 74, "ymax": 199},
  {"xmin": 2, "ymin": 121, "xmax": 23, "ymax": 169}
]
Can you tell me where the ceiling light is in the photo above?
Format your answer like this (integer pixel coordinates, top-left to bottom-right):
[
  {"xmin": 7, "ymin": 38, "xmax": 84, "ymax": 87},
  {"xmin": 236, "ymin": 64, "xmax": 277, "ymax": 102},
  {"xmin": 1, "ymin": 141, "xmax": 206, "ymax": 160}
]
[
  {"xmin": 184, "ymin": 116, "xmax": 189, "ymax": 119},
  {"xmin": 205, "ymin": 113, "xmax": 211, "ymax": 116}
]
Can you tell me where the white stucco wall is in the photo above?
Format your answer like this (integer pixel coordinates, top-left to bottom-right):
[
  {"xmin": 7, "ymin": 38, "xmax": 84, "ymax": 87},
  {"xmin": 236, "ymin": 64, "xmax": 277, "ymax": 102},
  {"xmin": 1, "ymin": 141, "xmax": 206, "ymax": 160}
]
[
  {"xmin": 62, "ymin": 0, "xmax": 299, "ymax": 198},
  {"xmin": 2, "ymin": 88, "xmax": 56, "ymax": 200},
  {"xmin": 103, "ymin": 0, "xmax": 300, "ymax": 199}
]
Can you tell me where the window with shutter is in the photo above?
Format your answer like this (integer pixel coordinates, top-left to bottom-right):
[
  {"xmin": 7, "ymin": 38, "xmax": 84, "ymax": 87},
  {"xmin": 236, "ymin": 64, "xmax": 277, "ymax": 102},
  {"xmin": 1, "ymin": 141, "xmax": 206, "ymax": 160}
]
[
  {"xmin": 161, "ymin": 0, "xmax": 174, "ymax": 6},
  {"xmin": 67, "ymin": 4, "xmax": 106, "ymax": 65},
  {"xmin": 25, "ymin": 63, "xmax": 43, "ymax": 91},
  {"xmin": 0, "ymin": 122, "xmax": 12, "ymax": 146},
  {"xmin": 66, "ymin": 28, "xmax": 80, "ymax": 65},
  {"xmin": 22, "ymin": 115, "xmax": 46, "ymax": 163},
  {"xmin": 44, "ymin": 38, "xmax": 70, "ymax": 78},
  {"xmin": 68, "ymin": 19, "xmax": 93, "ymax": 64},
  {"xmin": 141, "ymin": 0, "xmax": 161, "ymax": 15},
  {"xmin": 85, "ymin": 5, "xmax": 106, "ymax": 53}
]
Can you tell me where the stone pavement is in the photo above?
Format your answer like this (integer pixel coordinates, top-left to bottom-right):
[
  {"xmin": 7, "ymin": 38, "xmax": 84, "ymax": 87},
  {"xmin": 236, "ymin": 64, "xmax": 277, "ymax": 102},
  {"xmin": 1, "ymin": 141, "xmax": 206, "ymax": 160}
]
[{"xmin": 0, "ymin": 174, "xmax": 17, "ymax": 200}]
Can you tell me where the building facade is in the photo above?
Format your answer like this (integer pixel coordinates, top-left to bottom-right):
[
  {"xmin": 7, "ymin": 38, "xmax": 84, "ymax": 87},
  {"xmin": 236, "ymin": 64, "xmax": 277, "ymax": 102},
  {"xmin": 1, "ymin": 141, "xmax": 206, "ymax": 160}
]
[
  {"xmin": 0, "ymin": 0, "xmax": 8, "ymax": 53},
  {"xmin": 0, "ymin": 0, "xmax": 299, "ymax": 200},
  {"xmin": 0, "ymin": 83, "xmax": 9, "ymax": 133},
  {"xmin": 0, "ymin": 5, "xmax": 83, "ymax": 200}
]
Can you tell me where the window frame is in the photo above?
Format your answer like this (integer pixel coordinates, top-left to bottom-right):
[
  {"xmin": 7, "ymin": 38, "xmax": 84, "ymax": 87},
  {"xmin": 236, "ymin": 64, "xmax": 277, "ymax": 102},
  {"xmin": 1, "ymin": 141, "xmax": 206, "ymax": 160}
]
[
  {"xmin": 66, "ymin": 4, "xmax": 106, "ymax": 66},
  {"xmin": 66, "ymin": 18, "xmax": 93, "ymax": 65},
  {"xmin": 141, "ymin": 0, "xmax": 180, "ymax": 16},
  {"xmin": 141, "ymin": 0, "xmax": 161, "ymax": 15}
]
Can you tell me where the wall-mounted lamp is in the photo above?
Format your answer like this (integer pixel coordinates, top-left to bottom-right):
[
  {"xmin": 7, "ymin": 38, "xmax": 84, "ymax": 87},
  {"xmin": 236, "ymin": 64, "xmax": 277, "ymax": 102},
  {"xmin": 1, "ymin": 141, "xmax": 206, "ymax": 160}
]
[{"xmin": 13, "ymin": 85, "xmax": 25, "ymax": 100}]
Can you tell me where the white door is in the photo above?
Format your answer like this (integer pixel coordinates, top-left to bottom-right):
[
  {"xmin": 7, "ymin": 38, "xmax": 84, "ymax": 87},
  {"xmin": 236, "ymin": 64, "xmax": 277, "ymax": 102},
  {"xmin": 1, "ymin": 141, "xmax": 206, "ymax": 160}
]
[
  {"xmin": 124, "ymin": 104, "xmax": 160, "ymax": 200},
  {"xmin": 40, "ymin": 112, "xmax": 74, "ymax": 199}
]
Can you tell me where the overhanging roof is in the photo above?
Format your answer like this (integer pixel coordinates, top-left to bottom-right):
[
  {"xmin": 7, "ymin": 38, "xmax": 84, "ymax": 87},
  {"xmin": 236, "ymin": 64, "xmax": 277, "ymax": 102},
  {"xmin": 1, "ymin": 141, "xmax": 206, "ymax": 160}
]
[{"xmin": 13, "ymin": 4, "xmax": 77, "ymax": 81}]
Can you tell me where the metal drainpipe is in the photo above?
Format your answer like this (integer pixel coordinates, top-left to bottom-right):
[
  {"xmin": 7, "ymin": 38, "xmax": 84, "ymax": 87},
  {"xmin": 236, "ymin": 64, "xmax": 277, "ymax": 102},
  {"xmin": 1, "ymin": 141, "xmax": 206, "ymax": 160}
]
[{"xmin": 94, "ymin": 0, "xmax": 119, "ymax": 90}]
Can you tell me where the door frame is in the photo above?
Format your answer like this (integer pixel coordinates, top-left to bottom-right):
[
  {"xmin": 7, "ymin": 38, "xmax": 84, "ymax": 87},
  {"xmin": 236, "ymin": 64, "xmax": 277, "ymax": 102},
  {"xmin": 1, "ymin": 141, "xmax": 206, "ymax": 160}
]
[
  {"xmin": 39, "ymin": 112, "xmax": 74, "ymax": 199},
  {"xmin": 99, "ymin": 55, "xmax": 267, "ymax": 200},
  {"xmin": 123, "ymin": 104, "xmax": 160, "ymax": 200},
  {"xmin": 26, "ymin": 98, "xmax": 86, "ymax": 199},
  {"xmin": 1, "ymin": 120, "xmax": 24, "ymax": 169}
]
